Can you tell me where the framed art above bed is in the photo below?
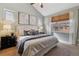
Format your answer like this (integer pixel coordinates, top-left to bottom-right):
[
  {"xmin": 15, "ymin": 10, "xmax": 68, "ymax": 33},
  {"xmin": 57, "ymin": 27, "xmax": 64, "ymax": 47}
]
[
  {"xmin": 18, "ymin": 12, "xmax": 29, "ymax": 25},
  {"xmin": 29, "ymin": 15, "xmax": 37, "ymax": 25}
]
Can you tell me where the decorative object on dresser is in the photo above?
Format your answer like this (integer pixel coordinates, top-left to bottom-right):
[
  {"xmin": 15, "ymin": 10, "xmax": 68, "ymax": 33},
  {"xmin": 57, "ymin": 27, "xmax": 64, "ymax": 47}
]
[{"xmin": 0, "ymin": 33, "xmax": 17, "ymax": 50}]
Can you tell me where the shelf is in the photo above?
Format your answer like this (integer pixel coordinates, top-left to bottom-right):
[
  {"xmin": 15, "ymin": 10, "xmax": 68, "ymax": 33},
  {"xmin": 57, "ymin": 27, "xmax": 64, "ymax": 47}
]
[
  {"xmin": 53, "ymin": 31, "xmax": 69, "ymax": 34},
  {"xmin": 51, "ymin": 20, "xmax": 70, "ymax": 34},
  {"xmin": 51, "ymin": 13, "xmax": 69, "ymax": 22},
  {"xmin": 51, "ymin": 12, "xmax": 70, "ymax": 34}
]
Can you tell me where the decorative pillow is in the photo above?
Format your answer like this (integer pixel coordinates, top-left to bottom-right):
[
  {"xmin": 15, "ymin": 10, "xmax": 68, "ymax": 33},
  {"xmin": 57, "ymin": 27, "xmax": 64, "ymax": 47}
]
[
  {"xmin": 24, "ymin": 30, "xmax": 45, "ymax": 36},
  {"xmin": 24, "ymin": 30, "xmax": 31, "ymax": 35},
  {"xmin": 31, "ymin": 30, "xmax": 39, "ymax": 35}
]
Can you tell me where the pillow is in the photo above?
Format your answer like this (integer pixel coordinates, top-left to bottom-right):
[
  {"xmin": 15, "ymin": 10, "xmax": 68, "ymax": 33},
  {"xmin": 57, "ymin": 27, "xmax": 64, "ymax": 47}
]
[
  {"xmin": 24, "ymin": 30, "xmax": 32, "ymax": 35},
  {"xmin": 24, "ymin": 30, "xmax": 39, "ymax": 35},
  {"xmin": 31, "ymin": 30, "xmax": 39, "ymax": 35}
]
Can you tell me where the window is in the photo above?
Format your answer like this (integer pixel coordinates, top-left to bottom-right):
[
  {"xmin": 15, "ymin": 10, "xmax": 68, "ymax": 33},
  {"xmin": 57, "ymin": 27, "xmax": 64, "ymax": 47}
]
[{"xmin": 4, "ymin": 9, "xmax": 16, "ymax": 23}]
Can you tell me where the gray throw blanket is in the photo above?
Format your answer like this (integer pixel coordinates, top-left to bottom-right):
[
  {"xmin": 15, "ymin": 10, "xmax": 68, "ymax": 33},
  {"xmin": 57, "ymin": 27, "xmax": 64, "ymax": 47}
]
[{"xmin": 18, "ymin": 35, "xmax": 50, "ymax": 55}]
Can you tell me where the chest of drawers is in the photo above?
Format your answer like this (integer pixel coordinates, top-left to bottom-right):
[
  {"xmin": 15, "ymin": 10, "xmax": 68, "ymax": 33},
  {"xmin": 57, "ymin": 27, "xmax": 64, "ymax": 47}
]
[{"xmin": 0, "ymin": 36, "xmax": 17, "ymax": 50}]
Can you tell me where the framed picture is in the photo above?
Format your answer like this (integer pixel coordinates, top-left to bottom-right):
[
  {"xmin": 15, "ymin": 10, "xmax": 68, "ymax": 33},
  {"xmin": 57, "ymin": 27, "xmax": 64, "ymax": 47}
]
[
  {"xmin": 18, "ymin": 12, "xmax": 29, "ymax": 25},
  {"xmin": 30, "ymin": 15, "xmax": 37, "ymax": 25}
]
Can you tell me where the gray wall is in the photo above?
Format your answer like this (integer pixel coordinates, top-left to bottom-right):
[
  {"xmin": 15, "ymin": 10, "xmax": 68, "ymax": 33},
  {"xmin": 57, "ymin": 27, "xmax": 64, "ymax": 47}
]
[
  {"xmin": 0, "ymin": 3, "xmax": 44, "ymax": 35},
  {"xmin": 44, "ymin": 17, "xmax": 51, "ymax": 34},
  {"xmin": 44, "ymin": 6, "xmax": 79, "ymax": 44},
  {"xmin": 0, "ymin": 3, "xmax": 44, "ymax": 47},
  {"xmin": 0, "ymin": 3, "xmax": 44, "ymax": 20}
]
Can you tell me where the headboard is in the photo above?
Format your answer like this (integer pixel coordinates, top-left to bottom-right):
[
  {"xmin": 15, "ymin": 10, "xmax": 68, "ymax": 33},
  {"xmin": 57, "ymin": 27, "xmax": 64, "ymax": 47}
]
[{"xmin": 16, "ymin": 25, "xmax": 38, "ymax": 36}]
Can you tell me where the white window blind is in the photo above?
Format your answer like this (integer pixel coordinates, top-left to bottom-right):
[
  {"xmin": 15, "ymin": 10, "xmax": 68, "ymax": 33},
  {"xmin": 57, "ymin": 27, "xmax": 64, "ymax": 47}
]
[{"xmin": 4, "ymin": 9, "xmax": 15, "ymax": 22}]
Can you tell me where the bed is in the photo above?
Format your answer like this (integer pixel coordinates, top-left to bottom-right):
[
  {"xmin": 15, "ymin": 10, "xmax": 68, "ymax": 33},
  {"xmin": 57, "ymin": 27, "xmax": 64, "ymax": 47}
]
[{"xmin": 17, "ymin": 34, "xmax": 58, "ymax": 56}]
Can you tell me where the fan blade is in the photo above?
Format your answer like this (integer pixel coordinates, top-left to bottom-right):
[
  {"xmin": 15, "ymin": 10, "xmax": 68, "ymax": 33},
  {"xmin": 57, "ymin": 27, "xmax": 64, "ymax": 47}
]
[{"xmin": 30, "ymin": 3, "xmax": 35, "ymax": 5}]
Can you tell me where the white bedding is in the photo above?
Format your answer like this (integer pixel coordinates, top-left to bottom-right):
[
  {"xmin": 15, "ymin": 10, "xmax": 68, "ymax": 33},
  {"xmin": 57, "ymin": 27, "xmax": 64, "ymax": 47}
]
[
  {"xmin": 17, "ymin": 34, "xmax": 58, "ymax": 56},
  {"xmin": 17, "ymin": 34, "xmax": 49, "ymax": 49}
]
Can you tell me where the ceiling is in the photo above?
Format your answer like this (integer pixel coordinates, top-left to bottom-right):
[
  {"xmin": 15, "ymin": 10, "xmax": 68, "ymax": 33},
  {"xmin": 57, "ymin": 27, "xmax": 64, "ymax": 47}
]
[{"xmin": 32, "ymin": 3, "xmax": 79, "ymax": 16}]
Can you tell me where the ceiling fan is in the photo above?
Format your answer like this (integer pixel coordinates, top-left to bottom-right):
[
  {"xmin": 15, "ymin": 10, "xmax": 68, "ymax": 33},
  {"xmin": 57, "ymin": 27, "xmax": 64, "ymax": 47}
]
[{"xmin": 30, "ymin": 3, "xmax": 43, "ymax": 8}]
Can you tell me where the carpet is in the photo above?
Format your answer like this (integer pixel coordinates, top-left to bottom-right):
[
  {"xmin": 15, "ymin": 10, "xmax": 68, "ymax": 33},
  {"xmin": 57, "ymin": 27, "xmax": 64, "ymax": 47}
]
[{"xmin": 45, "ymin": 46, "xmax": 71, "ymax": 56}]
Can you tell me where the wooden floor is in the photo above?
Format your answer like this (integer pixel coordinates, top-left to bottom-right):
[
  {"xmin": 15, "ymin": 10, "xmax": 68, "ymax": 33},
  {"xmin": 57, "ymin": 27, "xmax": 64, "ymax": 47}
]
[
  {"xmin": 0, "ymin": 47, "xmax": 17, "ymax": 56},
  {"xmin": 0, "ymin": 43, "xmax": 79, "ymax": 56}
]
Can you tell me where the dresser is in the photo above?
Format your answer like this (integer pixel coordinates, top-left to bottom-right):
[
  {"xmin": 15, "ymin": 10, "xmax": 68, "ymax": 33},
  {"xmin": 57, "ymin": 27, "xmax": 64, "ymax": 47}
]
[{"xmin": 0, "ymin": 35, "xmax": 17, "ymax": 50}]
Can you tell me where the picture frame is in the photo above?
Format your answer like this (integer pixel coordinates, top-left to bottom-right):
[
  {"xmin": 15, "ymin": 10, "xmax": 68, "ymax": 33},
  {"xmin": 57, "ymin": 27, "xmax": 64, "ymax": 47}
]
[
  {"xmin": 30, "ymin": 15, "xmax": 37, "ymax": 25},
  {"xmin": 18, "ymin": 12, "xmax": 29, "ymax": 25}
]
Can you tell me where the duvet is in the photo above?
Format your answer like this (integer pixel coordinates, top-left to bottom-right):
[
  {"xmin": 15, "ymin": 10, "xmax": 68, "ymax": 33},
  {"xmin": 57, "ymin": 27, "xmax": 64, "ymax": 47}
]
[{"xmin": 17, "ymin": 34, "xmax": 58, "ymax": 56}]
